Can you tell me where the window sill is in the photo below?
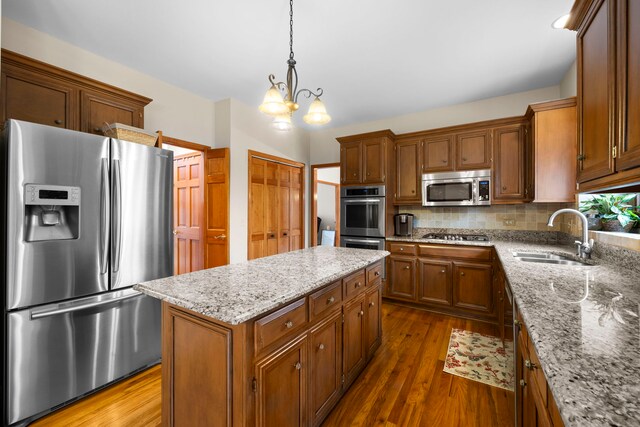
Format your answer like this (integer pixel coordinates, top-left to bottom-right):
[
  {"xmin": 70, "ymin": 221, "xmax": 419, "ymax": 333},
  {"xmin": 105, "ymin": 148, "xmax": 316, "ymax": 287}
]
[{"xmin": 588, "ymin": 230, "xmax": 640, "ymax": 252}]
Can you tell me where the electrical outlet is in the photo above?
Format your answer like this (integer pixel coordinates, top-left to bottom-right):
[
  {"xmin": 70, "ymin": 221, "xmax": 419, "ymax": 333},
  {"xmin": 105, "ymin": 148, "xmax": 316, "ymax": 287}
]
[{"xmin": 503, "ymin": 219, "xmax": 515, "ymax": 226}]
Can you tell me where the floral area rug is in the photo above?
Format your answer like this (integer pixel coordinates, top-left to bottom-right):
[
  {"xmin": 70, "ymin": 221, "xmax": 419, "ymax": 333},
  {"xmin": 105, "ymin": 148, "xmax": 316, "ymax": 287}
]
[{"xmin": 443, "ymin": 329, "xmax": 514, "ymax": 391}]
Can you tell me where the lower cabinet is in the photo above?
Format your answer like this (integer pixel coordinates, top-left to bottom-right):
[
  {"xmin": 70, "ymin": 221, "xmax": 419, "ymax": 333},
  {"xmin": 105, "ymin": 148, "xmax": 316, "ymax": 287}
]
[
  {"xmin": 255, "ymin": 335, "xmax": 308, "ymax": 427},
  {"xmin": 384, "ymin": 242, "xmax": 496, "ymax": 322},
  {"xmin": 161, "ymin": 260, "xmax": 384, "ymax": 427},
  {"xmin": 388, "ymin": 255, "xmax": 417, "ymax": 300},
  {"xmin": 343, "ymin": 294, "xmax": 366, "ymax": 387},
  {"xmin": 309, "ymin": 311, "xmax": 342, "ymax": 426},
  {"xmin": 515, "ymin": 305, "xmax": 564, "ymax": 427},
  {"xmin": 452, "ymin": 262, "xmax": 493, "ymax": 314}
]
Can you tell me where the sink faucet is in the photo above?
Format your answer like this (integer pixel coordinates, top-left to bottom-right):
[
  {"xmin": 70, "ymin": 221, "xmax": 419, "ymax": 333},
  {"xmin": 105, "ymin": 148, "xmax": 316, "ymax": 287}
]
[{"xmin": 547, "ymin": 208, "xmax": 594, "ymax": 259}]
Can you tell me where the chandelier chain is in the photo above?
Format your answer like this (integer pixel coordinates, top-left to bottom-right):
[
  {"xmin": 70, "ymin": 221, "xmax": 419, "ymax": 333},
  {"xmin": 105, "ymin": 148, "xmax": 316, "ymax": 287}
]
[{"xmin": 289, "ymin": 0, "xmax": 294, "ymax": 60}]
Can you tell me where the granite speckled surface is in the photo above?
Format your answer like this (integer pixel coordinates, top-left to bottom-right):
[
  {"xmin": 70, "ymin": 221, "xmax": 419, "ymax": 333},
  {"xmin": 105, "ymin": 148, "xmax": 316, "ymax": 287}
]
[
  {"xmin": 389, "ymin": 228, "xmax": 640, "ymax": 426},
  {"xmin": 134, "ymin": 246, "xmax": 388, "ymax": 325}
]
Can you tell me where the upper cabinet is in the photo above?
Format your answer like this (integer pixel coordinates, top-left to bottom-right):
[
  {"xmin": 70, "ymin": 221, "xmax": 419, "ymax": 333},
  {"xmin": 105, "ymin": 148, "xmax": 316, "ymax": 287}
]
[
  {"xmin": 422, "ymin": 135, "xmax": 454, "ymax": 173},
  {"xmin": 568, "ymin": 0, "xmax": 640, "ymax": 191},
  {"xmin": 525, "ymin": 98, "xmax": 578, "ymax": 203},
  {"xmin": 395, "ymin": 139, "xmax": 422, "ymax": 204},
  {"xmin": 456, "ymin": 130, "xmax": 492, "ymax": 170},
  {"xmin": 1, "ymin": 49, "xmax": 151, "ymax": 134},
  {"xmin": 493, "ymin": 123, "xmax": 528, "ymax": 203},
  {"xmin": 337, "ymin": 130, "xmax": 395, "ymax": 186}
]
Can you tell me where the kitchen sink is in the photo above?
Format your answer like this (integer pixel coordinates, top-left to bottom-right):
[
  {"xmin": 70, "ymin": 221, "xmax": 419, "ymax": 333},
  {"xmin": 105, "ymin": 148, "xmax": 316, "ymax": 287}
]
[{"xmin": 512, "ymin": 251, "xmax": 592, "ymax": 267}]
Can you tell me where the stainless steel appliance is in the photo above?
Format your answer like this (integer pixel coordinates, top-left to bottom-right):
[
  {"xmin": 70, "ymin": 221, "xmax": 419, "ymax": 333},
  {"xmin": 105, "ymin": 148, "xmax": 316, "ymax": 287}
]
[
  {"xmin": 341, "ymin": 236, "xmax": 385, "ymax": 251},
  {"xmin": 340, "ymin": 185, "xmax": 385, "ymax": 238},
  {"xmin": 422, "ymin": 233, "xmax": 490, "ymax": 242},
  {"xmin": 1, "ymin": 120, "xmax": 173, "ymax": 426},
  {"xmin": 422, "ymin": 169, "xmax": 491, "ymax": 206},
  {"xmin": 394, "ymin": 213, "xmax": 414, "ymax": 236}
]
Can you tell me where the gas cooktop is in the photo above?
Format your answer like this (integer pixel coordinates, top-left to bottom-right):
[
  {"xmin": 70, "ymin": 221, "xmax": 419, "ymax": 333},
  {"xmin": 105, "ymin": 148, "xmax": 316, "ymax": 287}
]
[{"xmin": 422, "ymin": 233, "xmax": 490, "ymax": 242}]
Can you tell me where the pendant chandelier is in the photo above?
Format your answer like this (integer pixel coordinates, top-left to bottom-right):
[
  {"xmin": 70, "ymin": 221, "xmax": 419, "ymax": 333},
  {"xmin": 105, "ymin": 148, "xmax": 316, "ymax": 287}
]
[{"xmin": 259, "ymin": 0, "xmax": 331, "ymax": 131}]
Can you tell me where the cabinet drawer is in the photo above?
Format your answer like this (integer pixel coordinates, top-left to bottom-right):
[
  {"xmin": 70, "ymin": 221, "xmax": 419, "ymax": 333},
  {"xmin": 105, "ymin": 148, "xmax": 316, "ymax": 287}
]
[
  {"xmin": 417, "ymin": 244, "xmax": 491, "ymax": 261},
  {"xmin": 255, "ymin": 298, "xmax": 307, "ymax": 351},
  {"xmin": 366, "ymin": 261, "xmax": 382, "ymax": 286},
  {"xmin": 343, "ymin": 269, "xmax": 366, "ymax": 300},
  {"xmin": 388, "ymin": 243, "xmax": 417, "ymax": 255},
  {"xmin": 309, "ymin": 280, "xmax": 343, "ymax": 321}
]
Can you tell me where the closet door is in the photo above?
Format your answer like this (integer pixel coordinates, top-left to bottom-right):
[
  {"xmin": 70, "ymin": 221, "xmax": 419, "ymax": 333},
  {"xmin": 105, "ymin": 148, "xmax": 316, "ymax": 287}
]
[
  {"xmin": 289, "ymin": 166, "xmax": 303, "ymax": 251},
  {"xmin": 266, "ymin": 162, "xmax": 280, "ymax": 257},
  {"xmin": 249, "ymin": 158, "xmax": 267, "ymax": 260},
  {"xmin": 279, "ymin": 165, "xmax": 292, "ymax": 254}
]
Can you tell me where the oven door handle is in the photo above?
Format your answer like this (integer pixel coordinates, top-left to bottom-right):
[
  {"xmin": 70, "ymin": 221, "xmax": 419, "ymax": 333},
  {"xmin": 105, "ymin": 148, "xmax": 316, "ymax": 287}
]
[
  {"xmin": 344, "ymin": 238, "xmax": 384, "ymax": 245},
  {"xmin": 342, "ymin": 199, "xmax": 383, "ymax": 203}
]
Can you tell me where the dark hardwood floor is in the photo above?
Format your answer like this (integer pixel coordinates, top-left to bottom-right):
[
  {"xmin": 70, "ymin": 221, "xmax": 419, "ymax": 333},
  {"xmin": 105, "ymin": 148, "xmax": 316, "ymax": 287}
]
[{"xmin": 30, "ymin": 303, "xmax": 514, "ymax": 426}]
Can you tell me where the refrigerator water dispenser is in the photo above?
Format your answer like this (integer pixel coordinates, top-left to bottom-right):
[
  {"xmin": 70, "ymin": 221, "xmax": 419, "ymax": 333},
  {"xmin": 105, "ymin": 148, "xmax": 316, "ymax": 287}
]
[{"xmin": 24, "ymin": 184, "xmax": 80, "ymax": 241}]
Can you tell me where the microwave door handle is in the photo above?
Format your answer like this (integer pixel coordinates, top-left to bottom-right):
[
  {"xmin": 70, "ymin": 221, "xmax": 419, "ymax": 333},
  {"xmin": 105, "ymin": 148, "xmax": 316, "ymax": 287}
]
[
  {"xmin": 472, "ymin": 180, "xmax": 478, "ymax": 204},
  {"xmin": 99, "ymin": 158, "xmax": 109, "ymax": 275}
]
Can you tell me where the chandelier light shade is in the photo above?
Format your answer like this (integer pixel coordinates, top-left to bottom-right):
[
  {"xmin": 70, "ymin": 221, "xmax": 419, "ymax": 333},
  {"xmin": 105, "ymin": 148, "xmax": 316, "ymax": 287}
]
[{"xmin": 258, "ymin": 0, "xmax": 331, "ymax": 130}]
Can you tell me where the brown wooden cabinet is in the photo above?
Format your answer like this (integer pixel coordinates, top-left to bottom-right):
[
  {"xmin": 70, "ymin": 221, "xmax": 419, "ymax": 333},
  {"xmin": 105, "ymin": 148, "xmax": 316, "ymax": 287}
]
[
  {"xmin": 309, "ymin": 312, "xmax": 342, "ymax": 426},
  {"xmin": 569, "ymin": 0, "xmax": 640, "ymax": 191},
  {"xmin": 256, "ymin": 334, "xmax": 308, "ymax": 427},
  {"xmin": 422, "ymin": 135, "xmax": 454, "ymax": 173},
  {"xmin": 394, "ymin": 139, "xmax": 422, "ymax": 204},
  {"xmin": 387, "ymin": 255, "xmax": 417, "ymax": 300},
  {"xmin": 337, "ymin": 131, "xmax": 395, "ymax": 186},
  {"xmin": 364, "ymin": 284, "xmax": 382, "ymax": 358},
  {"xmin": 417, "ymin": 258, "xmax": 452, "ymax": 307},
  {"xmin": 452, "ymin": 262, "xmax": 493, "ymax": 315},
  {"xmin": 343, "ymin": 294, "xmax": 366, "ymax": 387},
  {"xmin": 1, "ymin": 50, "xmax": 150, "ymax": 134},
  {"xmin": 493, "ymin": 123, "xmax": 528, "ymax": 203},
  {"xmin": 162, "ymin": 260, "xmax": 384, "ymax": 427},
  {"xmin": 515, "ymin": 304, "xmax": 564, "ymax": 427},
  {"xmin": 525, "ymin": 98, "xmax": 578, "ymax": 203},
  {"xmin": 385, "ymin": 242, "xmax": 496, "ymax": 322},
  {"xmin": 456, "ymin": 129, "xmax": 492, "ymax": 170}
]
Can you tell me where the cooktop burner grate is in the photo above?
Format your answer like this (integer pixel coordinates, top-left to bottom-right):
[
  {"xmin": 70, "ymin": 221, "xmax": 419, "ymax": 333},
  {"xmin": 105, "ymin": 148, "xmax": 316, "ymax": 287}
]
[{"xmin": 422, "ymin": 233, "xmax": 490, "ymax": 242}]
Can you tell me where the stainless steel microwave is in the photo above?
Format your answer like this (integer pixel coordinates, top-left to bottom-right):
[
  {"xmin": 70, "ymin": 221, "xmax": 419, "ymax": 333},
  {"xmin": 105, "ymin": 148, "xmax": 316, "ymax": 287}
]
[{"xmin": 422, "ymin": 169, "xmax": 491, "ymax": 206}]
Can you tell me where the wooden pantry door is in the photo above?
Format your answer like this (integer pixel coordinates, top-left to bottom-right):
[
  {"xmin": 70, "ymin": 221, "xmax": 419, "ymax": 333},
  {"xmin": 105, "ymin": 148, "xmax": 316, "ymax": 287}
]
[
  {"xmin": 204, "ymin": 147, "xmax": 230, "ymax": 268},
  {"xmin": 248, "ymin": 151, "xmax": 305, "ymax": 260},
  {"xmin": 173, "ymin": 152, "xmax": 204, "ymax": 274}
]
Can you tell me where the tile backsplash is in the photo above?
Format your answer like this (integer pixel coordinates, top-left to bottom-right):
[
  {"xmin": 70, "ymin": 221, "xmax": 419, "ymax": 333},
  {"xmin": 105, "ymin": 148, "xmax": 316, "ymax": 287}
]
[{"xmin": 401, "ymin": 203, "xmax": 574, "ymax": 232}]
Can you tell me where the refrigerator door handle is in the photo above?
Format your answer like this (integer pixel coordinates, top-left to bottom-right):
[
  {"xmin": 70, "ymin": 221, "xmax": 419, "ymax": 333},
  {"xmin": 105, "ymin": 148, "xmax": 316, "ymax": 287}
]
[
  {"xmin": 113, "ymin": 159, "xmax": 122, "ymax": 273},
  {"xmin": 30, "ymin": 290, "xmax": 143, "ymax": 319},
  {"xmin": 100, "ymin": 158, "xmax": 110, "ymax": 274}
]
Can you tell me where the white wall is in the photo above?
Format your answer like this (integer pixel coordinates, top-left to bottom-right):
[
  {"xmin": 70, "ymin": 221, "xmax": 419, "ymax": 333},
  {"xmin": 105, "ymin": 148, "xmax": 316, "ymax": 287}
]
[
  {"xmin": 317, "ymin": 184, "xmax": 337, "ymax": 231},
  {"xmin": 1, "ymin": 18, "xmax": 216, "ymax": 145},
  {"xmin": 216, "ymin": 98, "xmax": 311, "ymax": 264},
  {"xmin": 317, "ymin": 167, "xmax": 340, "ymax": 184},
  {"xmin": 559, "ymin": 60, "xmax": 577, "ymax": 98},
  {"xmin": 310, "ymin": 86, "xmax": 561, "ymax": 164}
]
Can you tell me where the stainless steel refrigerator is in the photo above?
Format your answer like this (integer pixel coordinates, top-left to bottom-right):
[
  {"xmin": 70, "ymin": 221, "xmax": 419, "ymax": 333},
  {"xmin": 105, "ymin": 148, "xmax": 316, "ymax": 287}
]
[{"xmin": 1, "ymin": 120, "xmax": 173, "ymax": 426}]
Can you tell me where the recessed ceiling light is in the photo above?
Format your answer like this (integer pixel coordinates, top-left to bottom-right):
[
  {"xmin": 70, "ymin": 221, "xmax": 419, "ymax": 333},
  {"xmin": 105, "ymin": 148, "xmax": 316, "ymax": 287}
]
[{"xmin": 552, "ymin": 13, "xmax": 570, "ymax": 29}]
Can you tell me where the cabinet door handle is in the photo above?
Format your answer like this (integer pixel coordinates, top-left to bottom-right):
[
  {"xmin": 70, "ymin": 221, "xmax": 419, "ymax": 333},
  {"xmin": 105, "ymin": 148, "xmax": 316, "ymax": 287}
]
[
  {"xmin": 462, "ymin": 157, "xmax": 467, "ymax": 161},
  {"xmin": 294, "ymin": 362, "xmax": 302, "ymax": 370},
  {"xmin": 374, "ymin": 271, "xmax": 380, "ymax": 277},
  {"xmin": 93, "ymin": 127, "xmax": 101, "ymax": 132},
  {"xmin": 404, "ymin": 266, "xmax": 410, "ymax": 270},
  {"xmin": 520, "ymin": 379, "xmax": 526, "ymax": 388},
  {"xmin": 327, "ymin": 296, "xmax": 335, "ymax": 304},
  {"xmin": 411, "ymin": 190, "xmax": 415, "ymax": 193},
  {"xmin": 440, "ymin": 269, "xmax": 446, "ymax": 273},
  {"xmin": 442, "ymin": 159, "xmax": 447, "ymax": 163},
  {"xmin": 355, "ymin": 282, "xmax": 362, "ymax": 287},
  {"xmin": 358, "ymin": 310, "xmax": 364, "ymax": 317},
  {"xmin": 285, "ymin": 321, "xmax": 294, "ymax": 329},
  {"xmin": 369, "ymin": 302, "xmax": 375, "ymax": 307},
  {"xmin": 502, "ymin": 186, "xmax": 507, "ymax": 191},
  {"xmin": 283, "ymin": 232, "xmax": 288, "ymax": 236},
  {"xmin": 318, "ymin": 343, "xmax": 325, "ymax": 350},
  {"xmin": 525, "ymin": 360, "xmax": 537, "ymax": 370},
  {"xmin": 460, "ymin": 271, "xmax": 465, "ymax": 276},
  {"xmin": 400, "ymin": 247, "xmax": 404, "ymax": 251},
  {"xmin": 54, "ymin": 119, "xmax": 63, "ymax": 125},
  {"xmin": 352, "ymin": 173, "xmax": 357, "ymax": 177},
  {"xmin": 367, "ymin": 172, "xmax": 371, "ymax": 176}
]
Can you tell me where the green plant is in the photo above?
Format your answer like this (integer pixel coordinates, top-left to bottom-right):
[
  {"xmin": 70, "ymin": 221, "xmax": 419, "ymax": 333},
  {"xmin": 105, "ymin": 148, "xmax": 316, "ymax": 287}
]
[{"xmin": 579, "ymin": 194, "xmax": 640, "ymax": 228}]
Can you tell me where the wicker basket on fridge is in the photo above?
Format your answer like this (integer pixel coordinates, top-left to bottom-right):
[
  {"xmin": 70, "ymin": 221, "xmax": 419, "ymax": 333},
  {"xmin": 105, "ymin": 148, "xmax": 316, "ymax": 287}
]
[{"xmin": 102, "ymin": 123, "xmax": 158, "ymax": 146}]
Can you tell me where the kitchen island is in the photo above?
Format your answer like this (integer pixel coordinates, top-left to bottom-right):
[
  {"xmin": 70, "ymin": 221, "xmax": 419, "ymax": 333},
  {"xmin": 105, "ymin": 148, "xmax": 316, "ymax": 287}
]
[{"xmin": 134, "ymin": 246, "xmax": 388, "ymax": 427}]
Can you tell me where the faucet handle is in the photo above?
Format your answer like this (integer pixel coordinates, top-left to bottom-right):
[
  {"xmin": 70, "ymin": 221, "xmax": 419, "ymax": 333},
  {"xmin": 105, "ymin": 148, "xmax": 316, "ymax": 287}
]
[{"xmin": 574, "ymin": 240, "xmax": 583, "ymax": 255}]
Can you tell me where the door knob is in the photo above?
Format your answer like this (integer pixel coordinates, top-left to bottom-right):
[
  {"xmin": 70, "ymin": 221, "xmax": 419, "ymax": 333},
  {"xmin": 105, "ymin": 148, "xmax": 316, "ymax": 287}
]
[
  {"xmin": 215, "ymin": 234, "xmax": 227, "ymax": 239},
  {"xmin": 358, "ymin": 310, "xmax": 364, "ymax": 316},
  {"xmin": 327, "ymin": 296, "xmax": 335, "ymax": 304},
  {"xmin": 54, "ymin": 119, "xmax": 63, "ymax": 125},
  {"xmin": 369, "ymin": 302, "xmax": 375, "ymax": 307},
  {"xmin": 318, "ymin": 343, "xmax": 325, "ymax": 350},
  {"xmin": 285, "ymin": 321, "xmax": 294, "ymax": 329},
  {"xmin": 294, "ymin": 362, "xmax": 301, "ymax": 370},
  {"xmin": 172, "ymin": 230, "xmax": 178, "ymax": 235}
]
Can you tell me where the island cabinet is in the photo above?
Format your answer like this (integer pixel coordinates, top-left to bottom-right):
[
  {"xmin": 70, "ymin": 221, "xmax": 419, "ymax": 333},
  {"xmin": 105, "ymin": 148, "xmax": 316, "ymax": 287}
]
[
  {"xmin": 514, "ymin": 304, "xmax": 564, "ymax": 427},
  {"xmin": 1, "ymin": 49, "xmax": 151, "ymax": 133},
  {"xmin": 337, "ymin": 130, "xmax": 396, "ymax": 186},
  {"xmin": 568, "ymin": 0, "xmax": 640, "ymax": 191},
  {"xmin": 161, "ymin": 260, "xmax": 384, "ymax": 427},
  {"xmin": 384, "ymin": 242, "xmax": 497, "ymax": 323}
]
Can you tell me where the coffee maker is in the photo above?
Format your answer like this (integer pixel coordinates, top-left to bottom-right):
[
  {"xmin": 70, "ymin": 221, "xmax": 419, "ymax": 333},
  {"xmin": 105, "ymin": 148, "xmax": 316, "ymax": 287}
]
[{"xmin": 394, "ymin": 213, "xmax": 414, "ymax": 236}]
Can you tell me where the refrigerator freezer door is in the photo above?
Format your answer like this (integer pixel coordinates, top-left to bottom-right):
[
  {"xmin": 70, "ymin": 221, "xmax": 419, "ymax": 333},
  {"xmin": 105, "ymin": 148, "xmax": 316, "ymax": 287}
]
[
  {"xmin": 6, "ymin": 288, "xmax": 160, "ymax": 426},
  {"xmin": 4, "ymin": 120, "xmax": 110, "ymax": 310},
  {"xmin": 111, "ymin": 139, "xmax": 173, "ymax": 289}
]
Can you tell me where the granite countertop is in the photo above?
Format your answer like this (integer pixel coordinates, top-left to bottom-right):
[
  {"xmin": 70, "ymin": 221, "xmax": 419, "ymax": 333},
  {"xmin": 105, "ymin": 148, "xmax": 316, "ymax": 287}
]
[
  {"xmin": 134, "ymin": 246, "xmax": 389, "ymax": 325},
  {"xmin": 388, "ymin": 230, "xmax": 640, "ymax": 426}
]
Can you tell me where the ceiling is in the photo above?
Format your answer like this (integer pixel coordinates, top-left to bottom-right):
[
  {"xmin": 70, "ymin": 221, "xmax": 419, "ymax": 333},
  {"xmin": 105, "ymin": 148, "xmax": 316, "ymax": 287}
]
[{"xmin": 2, "ymin": 0, "xmax": 576, "ymax": 129}]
